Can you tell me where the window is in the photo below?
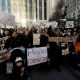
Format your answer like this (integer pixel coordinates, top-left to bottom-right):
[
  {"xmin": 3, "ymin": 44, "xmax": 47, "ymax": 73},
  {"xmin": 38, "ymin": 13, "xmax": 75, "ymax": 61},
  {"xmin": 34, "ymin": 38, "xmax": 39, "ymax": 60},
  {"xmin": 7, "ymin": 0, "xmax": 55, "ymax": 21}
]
[
  {"xmin": 39, "ymin": 0, "xmax": 42, "ymax": 20},
  {"xmin": 29, "ymin": 0, "xmax": 32, "ymax": 19},
  {"xmin": 44, "ymin": 0, "xmax": 47, "ymax": 20},
  {"xmin": 36, "ymin": 0, "xmax": 37, "ymax": 19},
  {"xmin": 2, "ymin": 0, "xmax": 6, "ymax": 12},
  {"xmin": 7, "ymin": 0, "xmax": 11, "ymax": 13}
]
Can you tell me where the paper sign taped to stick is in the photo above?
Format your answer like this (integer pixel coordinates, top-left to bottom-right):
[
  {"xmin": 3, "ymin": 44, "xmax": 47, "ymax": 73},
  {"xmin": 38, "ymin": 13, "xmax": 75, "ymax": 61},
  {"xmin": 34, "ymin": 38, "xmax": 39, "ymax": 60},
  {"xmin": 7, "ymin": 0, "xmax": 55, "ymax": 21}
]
[
  {"xmin": 33, "ymin": 34, "xmax": 40, "ymax": 45},
  {"xmin": 27, "ymin": 47, "xmax": 48, "ymax": 66}
]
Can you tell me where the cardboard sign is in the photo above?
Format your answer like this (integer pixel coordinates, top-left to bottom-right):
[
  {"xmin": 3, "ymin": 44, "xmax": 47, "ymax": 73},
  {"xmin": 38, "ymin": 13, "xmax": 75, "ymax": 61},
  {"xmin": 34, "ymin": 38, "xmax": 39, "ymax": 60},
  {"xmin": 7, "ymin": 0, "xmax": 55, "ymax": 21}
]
[
  {"xmin": 49, "ymin": 37, "xmax": 74, "ymax": 43},
  {"xmin": 27, "ymin": 47, "xmax": 48, "ymax": 66},
  {"xmin": 33, "ymin": 34, "xmax": 40, "ymax": 45}
]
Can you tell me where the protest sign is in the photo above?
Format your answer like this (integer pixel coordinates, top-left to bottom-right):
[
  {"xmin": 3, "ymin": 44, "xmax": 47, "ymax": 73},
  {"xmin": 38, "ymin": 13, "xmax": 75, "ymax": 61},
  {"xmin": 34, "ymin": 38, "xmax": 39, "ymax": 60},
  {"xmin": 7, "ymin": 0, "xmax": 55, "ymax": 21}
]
[
  {"xmin": 62, "ymin": 48, "xmax": 69, "ymax": 55},
  {"xmin": 65, "ymin": 21, "xmax": 74, "ymax": 28},
  {"xmin": 58, "ymin": 19, "xmax": 66, "ymax": 28},
  {"xmin": 27, "ymin": 47, "xmax": 48, "ymax": 66},
  {"xmin": 52, "ymin": 21, "xmax": 58, "ymax": 28},
  {"xmin": 33, "ymin": 34, "xmax": 40, "ymax": 45},
  {"xmin": 49, "ymin": 37, "xmax": 74, "ymax": 43},
  {"xmin": 46, "ymin": 22, "xmax": 58, "ymax": 28}
]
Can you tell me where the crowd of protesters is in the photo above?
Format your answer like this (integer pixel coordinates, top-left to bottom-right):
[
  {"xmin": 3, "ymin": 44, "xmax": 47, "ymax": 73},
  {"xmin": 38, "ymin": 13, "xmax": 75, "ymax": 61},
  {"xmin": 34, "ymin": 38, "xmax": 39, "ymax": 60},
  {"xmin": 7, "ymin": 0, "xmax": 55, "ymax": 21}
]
[{"xmin": 0, "ymin": 26, "xmax": 80, "ymax": 80}]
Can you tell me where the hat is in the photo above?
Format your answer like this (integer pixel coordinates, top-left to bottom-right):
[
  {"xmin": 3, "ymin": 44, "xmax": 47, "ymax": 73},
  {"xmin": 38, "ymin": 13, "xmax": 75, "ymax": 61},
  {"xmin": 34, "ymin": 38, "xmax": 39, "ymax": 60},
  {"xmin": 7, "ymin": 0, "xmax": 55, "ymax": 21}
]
[{"xmin": 15, "ymin": 57, "xmax": 22, "ymax": 63}]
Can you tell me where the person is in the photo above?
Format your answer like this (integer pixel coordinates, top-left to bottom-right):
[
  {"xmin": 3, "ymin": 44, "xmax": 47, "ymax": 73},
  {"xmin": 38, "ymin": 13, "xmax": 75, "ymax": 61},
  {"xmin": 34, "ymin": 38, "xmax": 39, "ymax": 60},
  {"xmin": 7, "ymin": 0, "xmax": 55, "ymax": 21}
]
[
  {"xmin": 75, "ymin": 30, "xmax": 80, "ymax": 69},
  {"xmin": 5, "ymin": 30, "xmax": 20, "ymax": 50},
  {"xmin": 40, "ymin": 30, "xmax": 48, "ymax": 47},
  {"xmin": 12, "ymin": 57, "xmax": 28, "ymax": 80},
  {"xmin": 18, "ymin": 31, "xmax": 29, "ymax": 48},
  {"xmin": 28, "ymin": 27, "xmax": 37, "ymax": 47},
  {"xmin": 0, "ymin": 33, "xmax": 2, "ymax": 38},
  {"xmin": 2, "ymin": 29, "xmax": 9, "ymax": 37}
]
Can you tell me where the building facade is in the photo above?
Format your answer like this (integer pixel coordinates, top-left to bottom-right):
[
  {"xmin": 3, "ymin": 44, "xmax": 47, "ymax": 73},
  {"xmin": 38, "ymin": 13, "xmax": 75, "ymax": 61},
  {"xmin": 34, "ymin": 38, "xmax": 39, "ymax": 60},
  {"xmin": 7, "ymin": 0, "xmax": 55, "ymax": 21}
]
[
  {"xmin": 64, "ymin": 0, "xmax": 80, "ymax": 19},
  {"xmin": 11, "ymin": 0, "xmax": 54, "ymax": 26},
  {"xmin": 0, "ymin": 0, "xmax": 11, "ymax": 13},
  {"xmin": 0, "ymin": 0, "xmax": 56, "ymax": 26}
]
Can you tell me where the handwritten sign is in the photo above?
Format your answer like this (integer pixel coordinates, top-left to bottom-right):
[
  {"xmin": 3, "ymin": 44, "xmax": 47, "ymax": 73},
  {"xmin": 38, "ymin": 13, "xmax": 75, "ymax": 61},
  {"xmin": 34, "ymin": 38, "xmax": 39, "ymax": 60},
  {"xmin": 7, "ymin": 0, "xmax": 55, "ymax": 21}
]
[
  {"xmin": 27, "ymin": 47, "xmax": 48, "ymax": 66},
  {"xmin": 33, "ymin": 34, "xmax": 40, "ymax": 45},
  {"xmin": 49, "ymin": 37, "xmax": 74, "ymax": 43}
]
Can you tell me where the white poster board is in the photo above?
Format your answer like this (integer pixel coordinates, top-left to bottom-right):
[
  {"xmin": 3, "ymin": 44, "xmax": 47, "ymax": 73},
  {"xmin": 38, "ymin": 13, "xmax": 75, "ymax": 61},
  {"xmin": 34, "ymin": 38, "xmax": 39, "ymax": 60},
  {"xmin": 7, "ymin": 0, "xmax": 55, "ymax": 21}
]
[
  {"xmin": 52, "ymin": 21, "xmax": 58, "ymax": 28},
  {"xmin": 65, "ymin": 21, "xmax": 74, "ymax": 28},
  {"xmin": 62, "ymin": 48, "xmax": 69, "ymax": 55},
  {"xmin": 27, "ymin": 47, "xmax": 48, "ymax": 66},
  {"xmin": 46, "ymin": 22, "xmax": 58, "ymax": 28},
  {"xmin": 33, "ymin": 34, "xmax": 40, "ymax": 45}
]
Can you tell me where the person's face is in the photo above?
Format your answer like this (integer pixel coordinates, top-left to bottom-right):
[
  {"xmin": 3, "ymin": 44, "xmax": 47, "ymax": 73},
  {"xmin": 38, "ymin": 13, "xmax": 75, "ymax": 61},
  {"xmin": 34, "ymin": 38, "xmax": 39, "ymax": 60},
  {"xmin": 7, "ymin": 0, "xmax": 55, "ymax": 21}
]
[
  {"xmin": 42, "ymin": 30, "xmax": 45, "ymax": 34},
  {"xmin": 4, "ymin": 30, "xmax": 9, "ymax": 36},
  {"xmin": 16, "ymin": 62, "xmax": 22, "ymax": 67},
  {"xmin": 12, "ymin": 32, "xmax": 17, "ymax": 38},
  {"xmin": 25, "ymin": 30, "xmax": 28, "ymax": 35},
  {"xmin": 31, "ymin": 27, "xmax": 35, "ymax": 32}
]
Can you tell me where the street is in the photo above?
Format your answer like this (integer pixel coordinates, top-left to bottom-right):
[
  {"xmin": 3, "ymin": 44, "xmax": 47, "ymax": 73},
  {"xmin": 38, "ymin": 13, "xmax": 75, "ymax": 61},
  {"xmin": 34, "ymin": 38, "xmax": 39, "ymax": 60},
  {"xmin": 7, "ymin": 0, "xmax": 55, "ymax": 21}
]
[{"xmin": 0, "ymin": 65, "xmax": 79, "ymax": 80}]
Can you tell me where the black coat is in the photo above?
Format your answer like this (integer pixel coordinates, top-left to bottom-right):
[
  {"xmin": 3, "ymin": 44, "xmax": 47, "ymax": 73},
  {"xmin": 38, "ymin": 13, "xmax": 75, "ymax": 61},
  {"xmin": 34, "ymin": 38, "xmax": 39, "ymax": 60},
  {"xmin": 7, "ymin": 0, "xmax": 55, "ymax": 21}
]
[
  {"xmin": 18, "ymin": 34, "xmax": 29, "ymax": 48},
  {"xmin": 12, "ymin": 65, "xmax": 28, "ymax": 80},
  {"xmin": 40, "ymin": 34, "xmax": 48, "ymax": 47},
  {"xmin": 5, "ymin": 36, "xmax": 20, "ymax": 49}
]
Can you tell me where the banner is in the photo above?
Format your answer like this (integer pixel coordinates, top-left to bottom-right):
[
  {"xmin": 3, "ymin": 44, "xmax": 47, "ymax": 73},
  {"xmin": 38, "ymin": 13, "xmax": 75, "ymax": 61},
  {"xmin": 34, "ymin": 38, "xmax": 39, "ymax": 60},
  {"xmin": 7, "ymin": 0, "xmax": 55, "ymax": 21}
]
[
  {"xmin": 65, "ymin": 21, "xmax": 74, "ymax": 28},
  {"xmin": 49, "ymin": 37, "xmax": 74, "ymax": 43},
  {"xmin": 27, "ymin": 47, "xmax": 48, "ymax": 66},
  {"xmin": 33, "ymin": 34, "xmax": 40, "ymax": 45}
]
